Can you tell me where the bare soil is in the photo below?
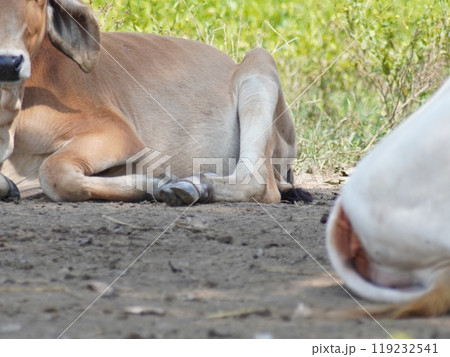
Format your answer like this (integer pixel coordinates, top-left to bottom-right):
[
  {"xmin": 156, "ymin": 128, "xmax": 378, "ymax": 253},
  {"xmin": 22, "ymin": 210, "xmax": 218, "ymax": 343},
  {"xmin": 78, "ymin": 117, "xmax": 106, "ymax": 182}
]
[{"xmin": 0, "ymin": 176, "xmax": 449, "ymax": 339}]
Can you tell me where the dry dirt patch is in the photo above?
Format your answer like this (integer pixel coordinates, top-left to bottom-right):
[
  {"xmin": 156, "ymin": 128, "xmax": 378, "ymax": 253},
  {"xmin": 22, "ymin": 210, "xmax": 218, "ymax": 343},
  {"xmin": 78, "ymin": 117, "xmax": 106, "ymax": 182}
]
[{"xmin": 0, "ymin": 177, "xmax": 448, "ymax": 338}]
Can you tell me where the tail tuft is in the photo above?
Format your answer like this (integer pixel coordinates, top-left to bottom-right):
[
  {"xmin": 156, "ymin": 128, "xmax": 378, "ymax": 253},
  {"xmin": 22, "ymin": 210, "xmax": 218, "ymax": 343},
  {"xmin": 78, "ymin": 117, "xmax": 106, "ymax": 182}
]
[
  {"xmin": 391, "ymin": 278, "xmax": 450, "ymax": 318},
  {"xmin": 280, "ymin": 187, "xmax": 313, "ymax": 203},
  {"xmin": 314, "ymin": 272, "xmax": 450, "ymax": 320}
]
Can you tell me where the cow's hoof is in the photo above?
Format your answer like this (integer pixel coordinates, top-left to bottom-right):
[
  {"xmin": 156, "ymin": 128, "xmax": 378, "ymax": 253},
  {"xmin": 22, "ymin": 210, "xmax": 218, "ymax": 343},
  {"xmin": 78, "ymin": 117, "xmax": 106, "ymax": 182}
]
[
  {"xmin": 158, "ymin": 181, "xmax": 200, "ymax": 206},
  {"xmin": 0, "ymin": 175, "xmax": 20, "ymax": 201}
]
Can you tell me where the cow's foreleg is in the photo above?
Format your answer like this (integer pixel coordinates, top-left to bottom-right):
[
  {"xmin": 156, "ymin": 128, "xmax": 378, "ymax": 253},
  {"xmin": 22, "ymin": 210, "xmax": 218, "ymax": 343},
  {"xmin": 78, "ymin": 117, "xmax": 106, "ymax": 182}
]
[
  {"xmin": 38, "ymin": 129, "xmax": 162, "ymax": 202},
  {"xmin": 0, "ymin": 173, "xmax": 20, "ymax": 200},
  {"xmin": 0, "ymin": 106, "xmax": 20, "ymax": 200}
]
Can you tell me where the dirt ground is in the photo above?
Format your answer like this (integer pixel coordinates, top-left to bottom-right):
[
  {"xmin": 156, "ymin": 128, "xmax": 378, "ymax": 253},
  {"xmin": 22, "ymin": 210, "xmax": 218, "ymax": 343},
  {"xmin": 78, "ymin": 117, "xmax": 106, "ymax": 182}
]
[{"xmin": 1, "ymin": 175, "xmax": 449, "ymax": 339}]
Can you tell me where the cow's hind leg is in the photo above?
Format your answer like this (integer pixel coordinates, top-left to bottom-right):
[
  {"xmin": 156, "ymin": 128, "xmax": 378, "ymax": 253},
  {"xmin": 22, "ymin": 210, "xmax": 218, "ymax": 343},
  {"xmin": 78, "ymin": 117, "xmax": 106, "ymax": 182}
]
[
  {"xmin": 38, "ymin": 126, "xmax": 161, "ymax": 202},
  {"xmin": 159, "ymin": 48, "xmax": 300, "ymax": 205}
]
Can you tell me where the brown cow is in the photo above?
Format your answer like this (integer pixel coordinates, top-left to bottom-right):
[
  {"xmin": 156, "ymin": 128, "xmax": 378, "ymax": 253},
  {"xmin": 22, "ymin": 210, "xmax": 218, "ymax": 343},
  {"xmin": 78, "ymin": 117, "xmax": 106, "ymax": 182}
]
[{"xmin": 0, "ymin": 0, "xmax": 310, "ymax": 205}]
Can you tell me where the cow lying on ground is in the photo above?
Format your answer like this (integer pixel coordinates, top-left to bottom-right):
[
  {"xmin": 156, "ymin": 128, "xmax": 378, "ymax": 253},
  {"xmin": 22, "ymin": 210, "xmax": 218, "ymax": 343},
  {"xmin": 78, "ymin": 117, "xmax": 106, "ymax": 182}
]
[
  {"xmin": 327, "ymin": 78, "xmax": 450, "ymax": 318},
  {"xmin": 0, "ymin": 0, "xmax": 310, "ymax": 205}
]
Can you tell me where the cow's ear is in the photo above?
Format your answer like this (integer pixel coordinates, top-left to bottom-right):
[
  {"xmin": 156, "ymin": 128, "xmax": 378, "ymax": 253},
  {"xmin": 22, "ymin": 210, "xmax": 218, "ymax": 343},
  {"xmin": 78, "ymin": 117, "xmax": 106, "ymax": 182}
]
[{"xmin": 47, "ymin": 0, "xmax": 101, "ymax": 73}]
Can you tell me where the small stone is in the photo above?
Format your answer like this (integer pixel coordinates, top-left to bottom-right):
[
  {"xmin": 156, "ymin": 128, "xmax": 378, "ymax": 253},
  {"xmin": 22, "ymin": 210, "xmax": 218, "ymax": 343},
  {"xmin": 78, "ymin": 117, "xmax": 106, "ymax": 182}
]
[
  {"xmin": 86, "ymin": 281, "xmax": 114, "ymax": 297},
  {"xmin": 293, "ymin": 302, "xmax": 313, "ymax": 318},
  {"xmin": 124, "ymin": 306, "xmax": 166, "ymax": 316}
]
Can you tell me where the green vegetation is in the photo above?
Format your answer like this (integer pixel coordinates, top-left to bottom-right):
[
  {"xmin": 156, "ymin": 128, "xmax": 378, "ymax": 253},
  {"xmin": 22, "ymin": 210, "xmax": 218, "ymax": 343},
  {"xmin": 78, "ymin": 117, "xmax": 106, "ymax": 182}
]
[{"xmin": 89, "ymin": 0, "xmax": 449, "ymax": 173}]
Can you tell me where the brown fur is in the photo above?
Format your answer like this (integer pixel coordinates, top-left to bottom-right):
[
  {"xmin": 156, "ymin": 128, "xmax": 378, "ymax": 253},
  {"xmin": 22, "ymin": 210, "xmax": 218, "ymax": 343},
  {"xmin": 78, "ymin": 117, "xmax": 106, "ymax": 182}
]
[
  {"xmin": 0, "ymin": 0, "xmax": 300, "ymax": 204},
  {"xmin": 314, "ymin": 274, "xmax": 450, "ymax": 320}
]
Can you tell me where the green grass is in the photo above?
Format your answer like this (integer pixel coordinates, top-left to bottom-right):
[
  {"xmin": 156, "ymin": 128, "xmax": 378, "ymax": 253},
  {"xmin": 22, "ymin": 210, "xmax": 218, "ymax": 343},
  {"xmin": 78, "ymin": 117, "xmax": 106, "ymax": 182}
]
[{"xmin": 88, "ymin": 0, "xmax": 449, "ymax": 173}]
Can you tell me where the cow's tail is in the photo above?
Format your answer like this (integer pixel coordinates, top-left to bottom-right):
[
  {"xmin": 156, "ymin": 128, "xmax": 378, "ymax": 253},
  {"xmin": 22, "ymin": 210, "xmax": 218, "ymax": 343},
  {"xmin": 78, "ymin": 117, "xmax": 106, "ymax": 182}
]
[
  {"xmin": 311, "ymin": 274, "xmax": 450, "ymax": 320},
  {"xmin": 280, "ymin": 186, "xmax": 313, "ymax": 203},
  {"xmin": 386, "ymin": 275, "xmax": 450, "ymax": 318},
  {"xmin": 324, "ymin": 198, "xmax": 450, "ymax": 319}
]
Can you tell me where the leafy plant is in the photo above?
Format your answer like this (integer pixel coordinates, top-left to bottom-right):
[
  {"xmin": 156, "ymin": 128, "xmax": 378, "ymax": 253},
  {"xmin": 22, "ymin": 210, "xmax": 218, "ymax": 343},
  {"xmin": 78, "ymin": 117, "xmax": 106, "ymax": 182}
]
[{"xmin": 88, "ymin": 0, "xmax": 449, "ymax": 173}]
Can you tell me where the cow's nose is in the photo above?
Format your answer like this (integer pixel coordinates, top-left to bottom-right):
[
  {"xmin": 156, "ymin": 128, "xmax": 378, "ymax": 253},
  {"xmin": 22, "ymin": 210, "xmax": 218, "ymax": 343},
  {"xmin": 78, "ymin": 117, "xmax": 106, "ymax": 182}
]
[{"xmin": 0, "ymin": 55, "xmax": 24, "ymax": 82}]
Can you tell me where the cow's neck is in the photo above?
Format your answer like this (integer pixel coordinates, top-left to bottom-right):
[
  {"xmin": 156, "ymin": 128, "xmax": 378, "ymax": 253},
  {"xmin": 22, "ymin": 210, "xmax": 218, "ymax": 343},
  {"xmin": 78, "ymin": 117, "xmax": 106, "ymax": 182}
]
[{"xmin": 26, "ymin": 35, "xmax": 62, "ymax": 89}]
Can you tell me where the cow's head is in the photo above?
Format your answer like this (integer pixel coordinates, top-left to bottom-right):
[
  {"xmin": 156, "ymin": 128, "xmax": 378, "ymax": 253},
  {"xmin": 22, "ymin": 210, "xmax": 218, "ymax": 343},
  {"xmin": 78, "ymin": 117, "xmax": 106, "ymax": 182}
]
[
  {"xmin": 0, "ymin": 0, "xmax": 100, "ymax": 161},
  {"xmin": 0, "ymin": 0, "xmax": 100, "ymax": 84}
]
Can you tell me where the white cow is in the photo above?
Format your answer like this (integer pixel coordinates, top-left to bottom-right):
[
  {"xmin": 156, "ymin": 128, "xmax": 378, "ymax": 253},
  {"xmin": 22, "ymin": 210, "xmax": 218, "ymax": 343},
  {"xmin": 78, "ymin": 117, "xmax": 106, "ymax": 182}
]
[{"xmin": 327, "ymin": 78, "xmax": 450, "ymax": 318}]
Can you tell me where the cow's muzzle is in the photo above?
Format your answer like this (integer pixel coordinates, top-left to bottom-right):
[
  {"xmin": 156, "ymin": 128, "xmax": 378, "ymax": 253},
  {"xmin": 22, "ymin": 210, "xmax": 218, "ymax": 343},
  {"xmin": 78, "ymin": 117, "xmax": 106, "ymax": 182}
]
[{"xmin": 0, "ymin": 55, "xmax": 24, "ymax": 82}]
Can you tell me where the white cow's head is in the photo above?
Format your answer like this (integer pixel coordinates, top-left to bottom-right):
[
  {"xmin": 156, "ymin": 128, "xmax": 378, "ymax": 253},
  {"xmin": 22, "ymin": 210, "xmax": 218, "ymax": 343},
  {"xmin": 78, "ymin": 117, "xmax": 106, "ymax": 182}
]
[{"xmin": 326, "ymin": 77, "xmax": 450, "ymax": 318}]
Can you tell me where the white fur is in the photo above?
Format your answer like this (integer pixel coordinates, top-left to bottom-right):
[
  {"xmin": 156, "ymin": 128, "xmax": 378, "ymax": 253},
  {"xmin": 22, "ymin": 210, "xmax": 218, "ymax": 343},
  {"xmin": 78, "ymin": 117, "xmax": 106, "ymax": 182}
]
[{"xmin": 327, "ymin": 77, "xmax": 450, "ymax": 303}]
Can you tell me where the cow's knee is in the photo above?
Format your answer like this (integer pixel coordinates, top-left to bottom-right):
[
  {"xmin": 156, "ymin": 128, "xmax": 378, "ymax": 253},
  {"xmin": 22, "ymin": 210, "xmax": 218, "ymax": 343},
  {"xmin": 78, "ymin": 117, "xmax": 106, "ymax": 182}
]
[{"xmin": 39, "ymin": 156, "xmax": 90, "ymax": 201}]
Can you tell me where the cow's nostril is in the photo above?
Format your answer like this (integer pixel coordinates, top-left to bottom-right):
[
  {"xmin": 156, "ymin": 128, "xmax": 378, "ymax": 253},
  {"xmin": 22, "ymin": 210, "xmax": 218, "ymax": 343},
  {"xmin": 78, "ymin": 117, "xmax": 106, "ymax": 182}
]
[
  {"xmin": 0, "ymin": 55, "xmax": 24, "ymax": 82},
  {"xmin": 12, "ymin": 55, "xmax": 24, "ymax": 70}
]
